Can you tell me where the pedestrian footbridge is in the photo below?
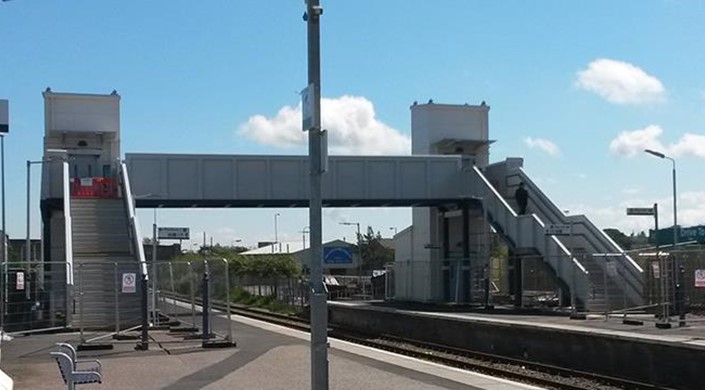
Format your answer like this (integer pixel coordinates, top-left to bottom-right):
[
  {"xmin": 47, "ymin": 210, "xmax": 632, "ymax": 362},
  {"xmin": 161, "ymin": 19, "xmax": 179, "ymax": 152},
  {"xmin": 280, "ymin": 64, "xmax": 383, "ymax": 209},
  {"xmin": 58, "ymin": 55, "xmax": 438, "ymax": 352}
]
[
  {"xmin": 125, "ymin": 153, "xmax": 644, "ymax": 311},
  {"xmin": 125, "ymin": 153, "xmax": 472, "ymax": 208}
]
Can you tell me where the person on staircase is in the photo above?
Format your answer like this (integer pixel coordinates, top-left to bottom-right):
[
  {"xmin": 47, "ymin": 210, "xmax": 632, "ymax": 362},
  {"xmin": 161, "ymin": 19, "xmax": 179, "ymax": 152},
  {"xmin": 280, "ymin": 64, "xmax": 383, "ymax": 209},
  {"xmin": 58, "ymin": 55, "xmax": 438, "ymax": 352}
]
[{"xmin": 515, "ymin": 182, "xmax": 529, "ymax": 215}]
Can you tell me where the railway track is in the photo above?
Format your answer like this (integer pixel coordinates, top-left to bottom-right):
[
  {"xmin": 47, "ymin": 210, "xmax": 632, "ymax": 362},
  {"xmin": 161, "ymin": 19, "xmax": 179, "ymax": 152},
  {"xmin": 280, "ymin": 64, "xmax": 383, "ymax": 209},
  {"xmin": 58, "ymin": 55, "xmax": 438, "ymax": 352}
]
[{"xmin": 162, "ymin": 293, "xmax": 669, "ymax": 390}]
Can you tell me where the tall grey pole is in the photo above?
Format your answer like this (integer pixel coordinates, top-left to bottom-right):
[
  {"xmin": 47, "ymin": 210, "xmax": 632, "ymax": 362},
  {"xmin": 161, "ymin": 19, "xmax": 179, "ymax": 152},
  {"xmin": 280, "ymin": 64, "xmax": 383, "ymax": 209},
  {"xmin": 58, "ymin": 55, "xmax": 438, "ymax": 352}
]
[
  {"xmin": 1, "ymin": 135, "xmax": 5, "ymax": 333},
  {"xmin": 25, "ymin": 161, "xmax": 32, "ymax": 300},
  {"xmin": 274, "ymin": 213, "xmax": 280, "ymax": 244},
  {"xmin": 305, "ymin": 0, "xmax": 329, "ymax": 388},
  {"xmin": 26, "ymin": 161, "xmax": 31, "ymax": 272},
  {"xmin": 152, "ymin": 222, "xmax": 158, "ymax": 326},
  {"xmin": 1, "ymin": 135, "xmax": 5, "ymax": 266},
  {"xmin": 670, "ymin": 159, "xmax": 677, "ymax": 249},
  {"xmin": 356, "ymin": 223, "xmax": 361, "ymax": 279}
]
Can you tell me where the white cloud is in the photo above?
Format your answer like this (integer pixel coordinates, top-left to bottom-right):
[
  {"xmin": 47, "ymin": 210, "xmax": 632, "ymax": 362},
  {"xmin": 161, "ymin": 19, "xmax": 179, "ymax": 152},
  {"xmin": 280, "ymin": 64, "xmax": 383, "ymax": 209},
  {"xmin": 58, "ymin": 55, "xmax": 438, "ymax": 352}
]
[
  {"xmin": 609, "ymin": 125, "xmax": 705, "ymax": 159},
  {"xmin": 238, "ymin": 95, "xmax": 411, "ymax": 155},
  {"xmin": 609, "ymin": 125, "xmax": 665, "ymax": 157},
  {"xmin": 679, "ymin": 191, "xmax": 705, "ymax": 227},
  {"xmin": 670, "ymin": 133, "xmax": 705, "ymax": 159},
  {"xmin": 576, "ymin": 58, "xmax": 666, "ymax": 104},
  {"xmin": 524, "ymin": 137, "xmax": 560, "ymax": 156}
]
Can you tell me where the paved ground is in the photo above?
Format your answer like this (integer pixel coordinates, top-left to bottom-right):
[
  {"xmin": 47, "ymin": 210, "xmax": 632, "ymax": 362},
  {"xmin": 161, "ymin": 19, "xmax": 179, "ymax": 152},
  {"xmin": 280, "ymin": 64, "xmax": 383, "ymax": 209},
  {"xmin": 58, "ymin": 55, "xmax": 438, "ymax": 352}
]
[{"xmin": 0, "ymin": 307, "xmax": 542, "ymax": 390}]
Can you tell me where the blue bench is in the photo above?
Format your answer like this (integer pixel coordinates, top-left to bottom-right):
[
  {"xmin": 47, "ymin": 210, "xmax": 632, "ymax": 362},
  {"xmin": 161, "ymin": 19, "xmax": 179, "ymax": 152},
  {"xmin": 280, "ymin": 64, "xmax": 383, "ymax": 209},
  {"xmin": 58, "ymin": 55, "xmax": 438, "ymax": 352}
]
[
  {"xmin": 51, "ymin": 343, "xmax": 102, "ymax": 390},
  {"xmin": 55, "ymin": 343, "xmax": 102, "ymax": 374}
]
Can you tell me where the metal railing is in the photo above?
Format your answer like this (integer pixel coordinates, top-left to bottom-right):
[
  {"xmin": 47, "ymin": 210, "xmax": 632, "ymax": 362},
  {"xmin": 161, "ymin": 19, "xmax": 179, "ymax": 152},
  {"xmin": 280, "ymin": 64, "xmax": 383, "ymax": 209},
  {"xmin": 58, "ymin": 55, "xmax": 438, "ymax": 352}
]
[
  {"xmin": 1, "ymin": 261, "xmax": 72, "ymax": 334},
  {"xmin": 118, "ymin": 161, "xmax": 148, "ymax": 278},
  {"xmin": 470, "ymin": 166, "xmax": 591, "ymax": 305}
]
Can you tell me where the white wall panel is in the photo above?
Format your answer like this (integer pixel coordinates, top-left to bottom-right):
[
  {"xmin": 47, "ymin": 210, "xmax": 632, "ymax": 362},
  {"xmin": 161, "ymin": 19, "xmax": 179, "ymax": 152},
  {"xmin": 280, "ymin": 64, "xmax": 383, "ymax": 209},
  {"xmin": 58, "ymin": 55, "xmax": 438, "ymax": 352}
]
[
  {"xmin": 270, "ymin": 159, "xmax": 305, "ymax": 199},
  {"xmin": 167, "ymin": 159, "xmax": 200, "ymax": 199},
  {"xmin": 366, "ymin": 160, "xmax": 396, "ymax": 199},
  {"xmin": 236, "ymin": 159, "xmax": 267, "ymax": 199},
  {"xmin": 126, "ymin": 153, "xmax": 469, "ymax": 206},
  {"xmin": 399, "ymin": 161, "xmax": 427, "ymax": 199},
  {"xmin": 202, "ymin": 159, "xmax": 233, "ymax": 199}
]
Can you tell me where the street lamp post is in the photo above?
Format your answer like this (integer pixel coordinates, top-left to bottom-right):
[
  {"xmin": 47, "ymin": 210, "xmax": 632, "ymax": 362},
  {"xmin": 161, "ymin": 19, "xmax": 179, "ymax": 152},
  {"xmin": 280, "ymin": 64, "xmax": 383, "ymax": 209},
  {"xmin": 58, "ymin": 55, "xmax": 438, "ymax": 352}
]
[
  {"xmin": 644, "ymin": 149, "xmax": 677, "ymax": 250},
  {"xmin": 300, "ymin": 226, "xmax": 310, "ymax": 250},
  {"xmin": 389, "ymin": 227, "xmax": 397, "ymax": 236},
  {"xmin": 340, "ymin": 221, "xmax": 362, "ymax": 279},
  {"xmin": 0, "ymin": 99, "xmax": 8, "ymax": 270},
  {"xmin": 274, "ymin": 212, "xmax": 281, "ymax": 245},
  {"xmin": 645, "ymin": 149, "xmax": 681, "ymax": 325},
  {"xmin": 1, "ymin": 100, "xmax": 7, "ymax": 333}
]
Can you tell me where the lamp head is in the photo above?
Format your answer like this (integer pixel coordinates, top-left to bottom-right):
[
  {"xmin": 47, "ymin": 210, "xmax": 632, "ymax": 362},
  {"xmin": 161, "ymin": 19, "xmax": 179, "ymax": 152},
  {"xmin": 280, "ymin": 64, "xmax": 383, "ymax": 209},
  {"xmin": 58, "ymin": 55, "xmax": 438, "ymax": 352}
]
[{"xmin": 644, "ymin": 149, "xmax": 665, "ymax": 159}]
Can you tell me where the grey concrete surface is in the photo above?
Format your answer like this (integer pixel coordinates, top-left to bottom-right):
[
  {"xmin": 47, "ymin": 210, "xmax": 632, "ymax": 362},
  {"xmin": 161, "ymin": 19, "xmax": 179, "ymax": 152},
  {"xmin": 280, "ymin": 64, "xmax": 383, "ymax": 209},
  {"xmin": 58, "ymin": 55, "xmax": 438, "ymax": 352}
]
[{"xmin": 0, "ymin": 307, "xmax": 542, "ymax": 390}]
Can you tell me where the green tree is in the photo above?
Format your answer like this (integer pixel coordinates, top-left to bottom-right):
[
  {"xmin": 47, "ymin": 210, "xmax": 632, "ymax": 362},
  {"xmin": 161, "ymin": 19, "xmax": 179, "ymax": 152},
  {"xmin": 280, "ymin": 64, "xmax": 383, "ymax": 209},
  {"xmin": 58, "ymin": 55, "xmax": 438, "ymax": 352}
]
[
  {"xmin": 603, "ymin": 228, "xmax": 632, "ymax": 250},
  {"xmin": 358, "ymin": 226, "xmax": 394, "ymax": 271}
]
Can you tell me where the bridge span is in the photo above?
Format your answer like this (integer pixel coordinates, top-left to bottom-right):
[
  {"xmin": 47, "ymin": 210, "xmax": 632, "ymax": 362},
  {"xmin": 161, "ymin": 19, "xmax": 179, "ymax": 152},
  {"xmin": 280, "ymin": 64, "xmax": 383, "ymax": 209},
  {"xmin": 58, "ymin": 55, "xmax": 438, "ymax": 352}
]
[{"xmin": 125, "ymin": 153, "xmax": 473, "ymax": 208}]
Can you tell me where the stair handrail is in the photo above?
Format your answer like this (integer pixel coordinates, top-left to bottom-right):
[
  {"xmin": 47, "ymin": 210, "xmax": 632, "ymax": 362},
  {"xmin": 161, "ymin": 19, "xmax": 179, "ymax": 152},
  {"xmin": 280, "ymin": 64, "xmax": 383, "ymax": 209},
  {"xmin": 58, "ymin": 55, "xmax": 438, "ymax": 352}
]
[
  {"xmin": 513, "ymin": 168, "xmax": 614, "ymax": 257},
  {"xmin": 471, "ymin": 166, "xmax": 591, "ymax": 302},
  {"xmin": 511, "ymin": 168, "xmax": 644, "ymax": 299},
  {"xmin": 472, "ymin": 166, "xmax": 588, "ymax": 272},
  {"xmin": 62, "ymin": 160, "xmax": 74, "ymax": 286},
  {"xmin": 531, "ymin": 214, "xmax": 588, "ymax": 274},
  {"xmin": 515, "ymin": 167, "xmax": 641, "ymax": 270},
  {"xmin": 119, "ymin": 161, "xmax": 148, "ymax": 277}
]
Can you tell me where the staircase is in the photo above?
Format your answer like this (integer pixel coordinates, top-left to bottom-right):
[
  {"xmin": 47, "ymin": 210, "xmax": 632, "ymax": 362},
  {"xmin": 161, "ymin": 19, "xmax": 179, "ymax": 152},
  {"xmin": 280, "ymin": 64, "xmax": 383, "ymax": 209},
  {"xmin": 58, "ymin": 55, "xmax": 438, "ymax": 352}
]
[
  {"xmin": 471, "ymin": 164, "xmax": 645, "ymax": 311},
  {"xmin": 71, "ymin": 198, "xmax": 141, "ymax": 329}
]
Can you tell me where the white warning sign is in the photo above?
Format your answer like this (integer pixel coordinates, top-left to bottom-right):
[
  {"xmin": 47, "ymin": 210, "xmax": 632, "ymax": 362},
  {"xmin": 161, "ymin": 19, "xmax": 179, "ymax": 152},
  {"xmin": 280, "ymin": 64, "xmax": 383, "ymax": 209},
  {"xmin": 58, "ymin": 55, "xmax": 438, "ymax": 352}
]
[
  {"xmin": 695, "ymin": 270, "xmax": 705, "ymax": 288},
  {"xmin": 16, "ymin": 272, "xmax": 24, "ymax": 290},
  {"xmin": 122, "ymin": 273, "xmax": 136, "ymax": 293}
]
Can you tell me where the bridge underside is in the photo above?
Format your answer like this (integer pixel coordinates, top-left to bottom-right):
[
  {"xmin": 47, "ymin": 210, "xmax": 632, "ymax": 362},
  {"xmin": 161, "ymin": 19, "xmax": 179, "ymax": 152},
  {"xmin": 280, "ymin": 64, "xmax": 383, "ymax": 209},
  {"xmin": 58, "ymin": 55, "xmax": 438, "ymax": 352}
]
[{"xmin": 135, "ymin": 198, "xmax": 478, "ymax": 209}]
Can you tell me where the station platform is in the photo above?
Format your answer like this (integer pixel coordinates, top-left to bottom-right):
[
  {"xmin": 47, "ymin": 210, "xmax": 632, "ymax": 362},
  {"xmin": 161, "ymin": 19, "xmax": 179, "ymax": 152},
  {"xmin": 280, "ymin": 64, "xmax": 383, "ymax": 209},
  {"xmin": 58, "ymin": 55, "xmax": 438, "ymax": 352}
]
[
  {"xmin": 328, "ymin": 301, "xmax": 705, "ymax": 390},
  {"xmin": 0, "ymin": 309, "xmax": 542, "ymax": 390},
  {"xmin": 330, "ymin": 300, "xmax": 705, "ymax": 346}
]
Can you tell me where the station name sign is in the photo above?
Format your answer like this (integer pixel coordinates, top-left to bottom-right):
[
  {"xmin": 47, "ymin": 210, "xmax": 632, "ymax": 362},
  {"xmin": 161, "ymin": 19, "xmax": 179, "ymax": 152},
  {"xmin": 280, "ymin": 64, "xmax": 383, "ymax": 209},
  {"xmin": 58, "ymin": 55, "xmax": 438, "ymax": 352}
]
[
  {"xmin": 544, "ymin": 224, "xmax": 571, "ymax": 236},
  {"xmin": 157, "ymin": 227, "xmax": 189, "ymax": 240},
  {"xmin": 626, "ymin": 207, "xmax": 655, "ymax": 216}
]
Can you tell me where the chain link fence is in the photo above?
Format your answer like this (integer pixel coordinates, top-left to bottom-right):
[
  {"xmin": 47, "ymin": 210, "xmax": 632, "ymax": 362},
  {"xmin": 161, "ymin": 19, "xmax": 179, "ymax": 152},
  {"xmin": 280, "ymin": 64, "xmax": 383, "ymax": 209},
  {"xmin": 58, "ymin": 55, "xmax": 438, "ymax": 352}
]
[
  {"xmin": 630, "ymin": 248, "xmax": 705, "ymax": 323},
  {"xmin": 0, "ymin": 261, "xmax": 71, "ymax": 334},
  {"xmin": 386, "ymin": 249, "xmax": 705, "ymax": 324},
  {"xmin": 151, "ymin": 258, "xmax": 308, "ymax": 318}
]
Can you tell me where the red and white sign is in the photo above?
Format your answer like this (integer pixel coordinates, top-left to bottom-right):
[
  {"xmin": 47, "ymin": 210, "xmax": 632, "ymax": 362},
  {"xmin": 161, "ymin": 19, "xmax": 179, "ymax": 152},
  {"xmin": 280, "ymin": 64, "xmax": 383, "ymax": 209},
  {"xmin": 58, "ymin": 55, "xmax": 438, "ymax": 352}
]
[
  {"xmin": 122, "ymin": 273, "xmax": 136, "ymax": 293},
  {"xmin": 16, "ymin": 272, "xmax": 24, "ymax": 290},
  {"xmin": 695, "ymin": 270, "xmax": 705, "ymax": 288}
]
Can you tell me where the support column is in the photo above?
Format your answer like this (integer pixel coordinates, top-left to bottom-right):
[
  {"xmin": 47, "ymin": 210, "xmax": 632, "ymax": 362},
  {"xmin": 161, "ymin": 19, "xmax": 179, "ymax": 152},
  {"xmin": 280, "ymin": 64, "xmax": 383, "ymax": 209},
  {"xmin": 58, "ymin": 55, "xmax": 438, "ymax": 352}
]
[
  {"xmin": 510, "ymin": 252, "xmax": 523, "ymax": 307},
  {"xmin": 461, "ymin": 201, "xmax": 470, "ymax": 303},
  {"xmin": 442, "ymin": 211, "xmax": 450, "ymax": 259}
]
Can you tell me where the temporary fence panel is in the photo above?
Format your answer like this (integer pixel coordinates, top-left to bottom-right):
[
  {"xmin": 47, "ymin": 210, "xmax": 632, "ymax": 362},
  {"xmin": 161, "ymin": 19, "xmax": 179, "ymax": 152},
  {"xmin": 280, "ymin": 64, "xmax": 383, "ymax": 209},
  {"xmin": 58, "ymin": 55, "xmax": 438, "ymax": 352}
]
[
  {"xmin": 1, "ymin": 261, "xmax": 70, "ymax": 333},
  {"xmin": 75, "ymin": 261, "xmax": 142, "ymax": 332}
]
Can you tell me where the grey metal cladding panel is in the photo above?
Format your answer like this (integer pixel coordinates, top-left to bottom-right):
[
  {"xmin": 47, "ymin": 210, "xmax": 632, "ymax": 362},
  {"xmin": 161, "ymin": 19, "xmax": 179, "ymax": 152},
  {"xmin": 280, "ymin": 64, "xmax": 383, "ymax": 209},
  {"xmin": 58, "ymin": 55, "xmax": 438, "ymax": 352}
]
[
  {"xmin": 270, "ymin": 160, "xmax": 304, "ymax": 199},
  {"xmin": 429, "ymin": 160, "xmax": 460, "ymax": 198},
  {"xmin": 236, "ymin": 159, "xmax": 267, "ymax": 199},
  {"xmin": 399, "ymin": 160, "xmax": 427, "ymax": 198},
  {"xmin": 167, "ymin": 159, "xmax": 200, "ymax": 199},
  {"xmin": 335, "ymin": 160, "xmax": 366, "ymax": 199},
  {"xmin": 366, "ymin": 160, "xmax": 396, "ymax": 199},
  {"xmin": 129, "ymin": 158, "xmax": 163, "ymax": 198},
  {"xmin": 202, "ymin": 159, "xmax": 233, "ymax": 199}
]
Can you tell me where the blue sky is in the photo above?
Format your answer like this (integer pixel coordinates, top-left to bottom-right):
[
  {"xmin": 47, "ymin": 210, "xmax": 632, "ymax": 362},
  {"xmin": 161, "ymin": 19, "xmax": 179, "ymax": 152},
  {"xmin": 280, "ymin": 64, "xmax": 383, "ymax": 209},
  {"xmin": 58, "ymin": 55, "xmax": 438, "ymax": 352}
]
[{"xmin": 1, "ymin": 1, "xmax": 704, "ymax": 248}]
